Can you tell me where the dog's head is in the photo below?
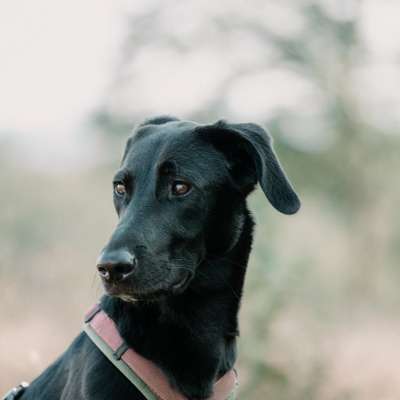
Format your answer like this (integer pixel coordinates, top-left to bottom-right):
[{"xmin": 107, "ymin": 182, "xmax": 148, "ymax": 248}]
[{"xmin": 97, "ymin": 116, "xmax": 300, "ymax": 301}]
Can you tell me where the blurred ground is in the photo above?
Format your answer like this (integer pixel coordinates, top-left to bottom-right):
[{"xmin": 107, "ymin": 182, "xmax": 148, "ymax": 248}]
[{"xmin": 1, "ymin": 1, "xmax": 400, "ymax": 399}]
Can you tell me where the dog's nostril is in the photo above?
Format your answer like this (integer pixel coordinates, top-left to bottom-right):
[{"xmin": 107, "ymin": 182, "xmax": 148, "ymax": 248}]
[
  {"xmin": 114, "ymin": 262, "xmax": 136, "ymax": 277},
  {"xmin": 97, "ymin": 261, "xmax": 136, "ymax": 282},
  {"xmin": 96, "ymin": 250, "xmax": 137, "ymax": 283},
  {"xmin": 97, "ymin": 266, "xmax": 111, "ymax": 281}
]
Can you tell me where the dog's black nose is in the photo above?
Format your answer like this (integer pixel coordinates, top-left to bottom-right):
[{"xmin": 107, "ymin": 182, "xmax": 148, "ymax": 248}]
[{"xmin": 96, "ymin": 249, "xmax": 137, "ymax": 283}]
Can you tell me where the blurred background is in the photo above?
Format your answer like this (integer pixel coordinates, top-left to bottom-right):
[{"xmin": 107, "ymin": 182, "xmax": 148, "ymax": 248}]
[{"xmin": 1, "ymin": 0, "xmax": 399, "ymax": 398}]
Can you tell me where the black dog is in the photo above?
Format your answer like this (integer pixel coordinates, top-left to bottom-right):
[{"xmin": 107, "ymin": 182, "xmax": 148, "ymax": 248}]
[{"xmin": 17, "ymin": 116, "xmax": 300, "ymax": 399}]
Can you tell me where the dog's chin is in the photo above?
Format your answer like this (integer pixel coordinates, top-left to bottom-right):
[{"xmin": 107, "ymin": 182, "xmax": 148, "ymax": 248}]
[{"xmin": 102, "ymin": 273, "xmax": 193, "ymax": 303}]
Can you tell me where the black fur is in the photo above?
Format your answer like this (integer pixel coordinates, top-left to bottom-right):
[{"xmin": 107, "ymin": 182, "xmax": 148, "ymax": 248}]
[{"xmin": 20, "ymin": 117, "xmax": 300, "ymax": 400}]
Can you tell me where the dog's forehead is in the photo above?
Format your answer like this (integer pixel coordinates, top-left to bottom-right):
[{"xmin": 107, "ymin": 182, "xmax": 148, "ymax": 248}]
[
  {"xmin": 133, "ymin": 121, "xmax": 198, "ymax": 152},
  {"xmin": 121, "ymin": 121, "xmax": 227, "ymax": 183}
]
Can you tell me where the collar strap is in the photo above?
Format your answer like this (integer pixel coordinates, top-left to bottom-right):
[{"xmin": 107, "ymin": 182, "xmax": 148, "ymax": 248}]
[{"xmin": 84, "ymin": 304, "xmax": 238, "ymax": 400}]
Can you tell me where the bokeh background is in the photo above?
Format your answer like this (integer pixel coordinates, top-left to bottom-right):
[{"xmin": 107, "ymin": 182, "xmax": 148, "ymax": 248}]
[{"xmin": 1, "ymin": 1, "xmax": 399, "ymax": 398}]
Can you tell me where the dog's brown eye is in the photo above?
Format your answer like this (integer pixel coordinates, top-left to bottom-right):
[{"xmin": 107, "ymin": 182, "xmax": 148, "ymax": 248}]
[
  {"xmin": 114, "ymin": 183, "xmax": 126, "ymax": 196},
  {"xmin": 171, "ymin": 181, "xmax": 191, "ymax": 196}
]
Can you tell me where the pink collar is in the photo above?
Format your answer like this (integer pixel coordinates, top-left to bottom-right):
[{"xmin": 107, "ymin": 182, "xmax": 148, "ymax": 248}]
[{"xmin": 84, "ymin": 304, "xmax": 238, "ymax": 400}]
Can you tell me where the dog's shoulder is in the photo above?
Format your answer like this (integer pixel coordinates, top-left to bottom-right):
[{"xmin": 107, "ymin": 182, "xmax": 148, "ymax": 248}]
[{"xmin": 21, "ymin": 332, "xmax": 145, "ymax": 400}]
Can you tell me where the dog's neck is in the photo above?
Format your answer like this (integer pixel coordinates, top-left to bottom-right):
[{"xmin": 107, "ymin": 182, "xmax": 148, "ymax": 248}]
[{"xmin": 101, "ymin": 209, "xmax": 254, "ymax": 383}]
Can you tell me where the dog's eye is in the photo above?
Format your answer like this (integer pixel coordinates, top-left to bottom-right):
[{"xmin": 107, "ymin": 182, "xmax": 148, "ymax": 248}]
[
  {"xmin": 171, "ymin": 181, "xmax": 191, "ymax": 197},
  {"xmin": 114, "ymin": 183, "xmax": 127, "ymax": 196}
]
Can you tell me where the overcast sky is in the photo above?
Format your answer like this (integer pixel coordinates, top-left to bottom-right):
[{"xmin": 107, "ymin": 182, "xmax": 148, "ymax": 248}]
[
  {"xmin": 0, "ymin": 0, "xmax": 130, "ymax": 168},
  {"xmin": 0, "ymin": 0, "xmax": 399, "ymax": 170}
]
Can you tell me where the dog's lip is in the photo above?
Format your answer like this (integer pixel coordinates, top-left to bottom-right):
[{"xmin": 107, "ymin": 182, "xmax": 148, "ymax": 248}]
[
  {"xmin": 116, "ymin": 294, "xmax": 138, "ymax": 303},
  {"xmin": 105, "ymin": 285, "xmax": 162, "ymax": 302},
  {"xmin": 102, "ymin": 271, "xmax": 193, "ymax": 301},
  {"xmin": 171, "ymin": 272, "xmax": 193, "ymax": 293}
]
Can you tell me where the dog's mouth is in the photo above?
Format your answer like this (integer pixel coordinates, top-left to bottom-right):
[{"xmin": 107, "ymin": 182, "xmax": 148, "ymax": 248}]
[
  {"xmin": 102, "ymin": 271, "xmax": 194, "ymax": 302},
  {"xmin": 171, "ymin": 271, "xmax": 193, "ymax": 293}
]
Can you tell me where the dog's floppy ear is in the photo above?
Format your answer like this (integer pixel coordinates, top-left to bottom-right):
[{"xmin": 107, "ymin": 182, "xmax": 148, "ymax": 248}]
[{"xmin": 197, "ymin": 120, "xmax": 300, "ymax": 215}]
